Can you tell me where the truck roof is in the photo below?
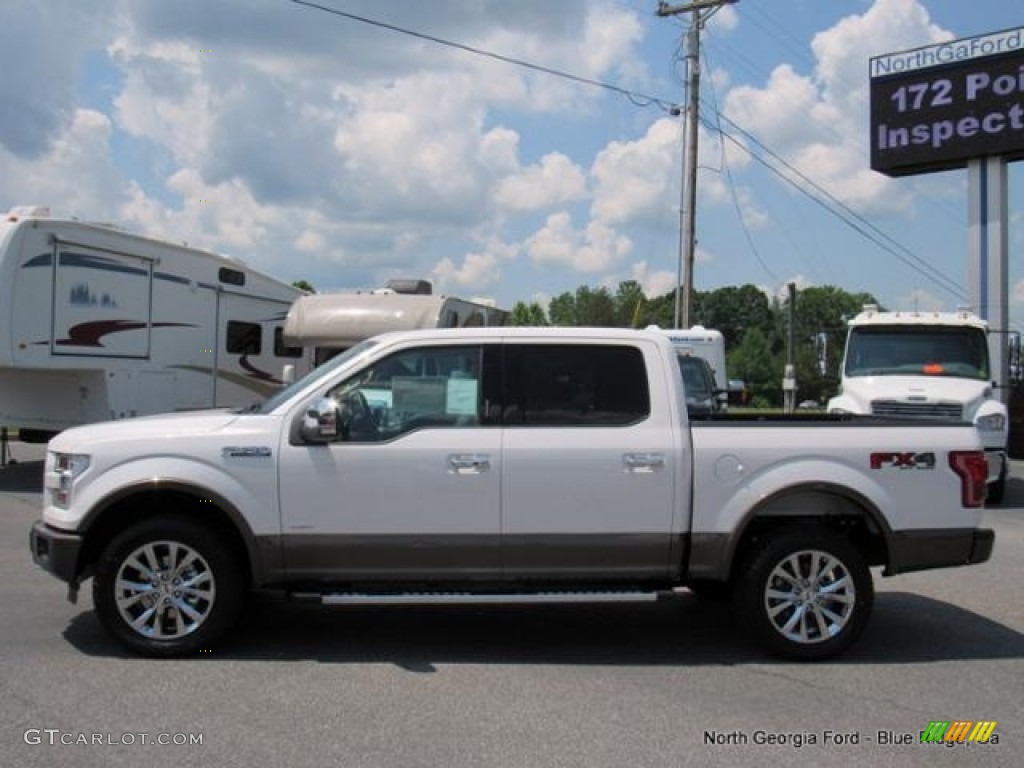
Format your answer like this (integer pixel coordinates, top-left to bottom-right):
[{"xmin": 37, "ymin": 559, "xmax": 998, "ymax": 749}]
[
  {"xmin": 367, "ymin": 325, "xmax": 676, "ymax": 346},
  {"xmin": 848, "ymin": 306, "xmax": 988, "ymax": 330}
]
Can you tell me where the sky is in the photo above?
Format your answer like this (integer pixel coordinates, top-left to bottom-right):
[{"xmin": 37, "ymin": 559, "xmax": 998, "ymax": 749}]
[{"xmin": 2, "ymin": 0, "xmax": 1022, "ymax": 328}]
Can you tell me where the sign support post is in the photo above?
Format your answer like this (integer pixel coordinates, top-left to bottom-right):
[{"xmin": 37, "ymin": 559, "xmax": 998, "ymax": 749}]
[{"xmin": 967, "ymin": 156, "xmax": 1010, "ymax": 398}]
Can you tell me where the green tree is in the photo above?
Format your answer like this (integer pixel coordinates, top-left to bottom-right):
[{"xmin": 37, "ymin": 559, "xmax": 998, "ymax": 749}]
[
  {"xmin": 547, "ymin": 285, "xmax": 617, "ymax": 326},
  {"xmin": 786, "ymin": 285, "xmax": 878, "ymax": 403},
  {"xmin": 292, "ymin": 279, "xmax": 316, "ymax": 293},
  {"xmin": 548, "ymin": 291, "xmax": 578, "ymax": 326},
  {"xmin": 729, "ymin": 327, "xmax": 782, "ymax": 407},
  {"xmin": 614, "ymin": 280, "xmax": 647, "ymax": 328},
  {"xmin": 509, "ymin": 300, "xmax": 548, "ymax": 326},
  {"xmin": 695, "ymin": 284, "xmax": 776, "ymax": 348}
]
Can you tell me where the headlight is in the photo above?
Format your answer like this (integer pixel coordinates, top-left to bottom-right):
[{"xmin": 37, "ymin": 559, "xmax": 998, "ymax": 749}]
[
  {"xmin": 50, "ymin": 452, "xmax": 90, "ymax": 508},
  {"xmin": 976, "ymin": 414, "xmax": 1006, "ymax": 432}
]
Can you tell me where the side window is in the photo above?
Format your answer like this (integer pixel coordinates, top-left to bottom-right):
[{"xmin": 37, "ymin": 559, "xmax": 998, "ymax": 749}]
[
  {"xmin": 503, "ymin": 344, "xmax": 650, "ymax": 426},
  {"xmin": 274, "ymin": 327, "xmax": 303, "ymax": 359},
  {"xmin": 327, "ymin": 346, "xmax": 483, "ymax": 442},
  {"xmin": 218, "ymin": 267, "xmax": 246, "ymax": 286},
  {"xmin": 226, "ymin": 321, "xmax": 261, "ymax": 355}
]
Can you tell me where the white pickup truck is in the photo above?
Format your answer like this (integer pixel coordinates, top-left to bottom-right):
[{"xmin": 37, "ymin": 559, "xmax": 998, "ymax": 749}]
[{"xmin": 30, "ymin": 328, "xmax": 993, "ymax": 661}]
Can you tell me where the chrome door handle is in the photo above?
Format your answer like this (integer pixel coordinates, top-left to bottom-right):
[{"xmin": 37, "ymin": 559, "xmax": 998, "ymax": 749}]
[
  {"xmin": 448, "ymin": 453, "xmax": 491, "ymax": 474},
  {"xmin": 623, "ymin": 452, "xmax": 665, "ymax": 472}
]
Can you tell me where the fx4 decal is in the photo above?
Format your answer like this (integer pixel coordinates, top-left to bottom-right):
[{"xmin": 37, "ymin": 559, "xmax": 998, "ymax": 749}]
[{"xmin": 870, "ymin": 451, "xmax": 936, "ymax": 470}]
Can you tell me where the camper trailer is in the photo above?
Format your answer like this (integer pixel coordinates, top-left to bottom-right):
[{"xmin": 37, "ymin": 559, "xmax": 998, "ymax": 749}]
[
  {"xmin": 283, "ymin": 283, "xmax": 508, "ymax": 364},
  {"xmin": 0, "ymin": 206, "xmax": 313, "ymax": 442},
  {"xmin": 647, "ymin": 325, "xmax": 728, "ymax": 391}
]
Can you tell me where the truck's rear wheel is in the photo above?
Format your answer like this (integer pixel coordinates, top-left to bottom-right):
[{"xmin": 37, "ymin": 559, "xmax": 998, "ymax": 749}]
[
  {"xmin": 735, "ymin": 526, "xmax": 873, "ymax": 661},
  {"xmin": 92, "ymin": 517, "xmax": 244, "ymax": 657}
]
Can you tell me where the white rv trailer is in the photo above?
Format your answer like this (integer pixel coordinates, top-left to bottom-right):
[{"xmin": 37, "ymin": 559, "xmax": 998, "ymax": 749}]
[
  {"xmin": 0, "ymin": 206, "xmax": 313, "ymax": 443},
  {"xmin": 647, "ymin": 325, "xmax": 728, "ymax": 391},
  {"xmin": 283, "ymin": 286, "xmax": 508, "ymax": 363}
]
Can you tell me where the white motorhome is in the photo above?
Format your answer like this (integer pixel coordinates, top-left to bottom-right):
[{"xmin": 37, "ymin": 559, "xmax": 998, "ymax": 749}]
[
  {"xmin": 648, "ymin": 325, "xmax": 728, "ymax": 391},
  {"xmin": 828, "ymin": 304, "xmax": 1008, "ymax": 502},
  {"xmin": 0, "ymin": 206, "xmax": 313, "ymax": 443},
  {"xmin": 283, "ymin": 283, "xmax": 508, "ymax": 364}
]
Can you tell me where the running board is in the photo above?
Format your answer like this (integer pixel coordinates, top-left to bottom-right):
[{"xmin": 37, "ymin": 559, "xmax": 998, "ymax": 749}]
[{"xmin": 303, "ymin": 591, "xmax": 665, "ymax": 606}]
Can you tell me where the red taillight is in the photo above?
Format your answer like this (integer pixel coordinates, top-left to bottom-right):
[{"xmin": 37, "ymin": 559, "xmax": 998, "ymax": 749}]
[{"xmin": 949, "ymin": 451, "xmax": 988, "ymax": 508}]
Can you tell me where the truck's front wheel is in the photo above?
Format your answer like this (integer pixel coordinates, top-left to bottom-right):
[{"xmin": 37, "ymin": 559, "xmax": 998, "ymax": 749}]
[
  {"xmin": 92, "ymin": 517, "xmax": 244, "ymax": 657},
  {"xmin": 735, "ymin": 527, "xmax": 873, "ymax": 661}
]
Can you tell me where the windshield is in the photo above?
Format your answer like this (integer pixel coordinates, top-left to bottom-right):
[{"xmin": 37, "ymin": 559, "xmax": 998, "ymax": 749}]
[
  {"xmin": 677, "ymin": 355, "xmax": 713, "ymax": 399},
  {"xmin": 844, "ymin": 326, "xmax": 990, "ymax": 380},
  {"xmin": 251, "ymin": 339, "xmax": 380, "ymax": 414}
]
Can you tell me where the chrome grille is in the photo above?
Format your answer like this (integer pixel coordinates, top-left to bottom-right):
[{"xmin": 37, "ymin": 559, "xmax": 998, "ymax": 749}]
[{"xmin": 870, "ymin": 400, "xmax": 963, "ymax": 420}]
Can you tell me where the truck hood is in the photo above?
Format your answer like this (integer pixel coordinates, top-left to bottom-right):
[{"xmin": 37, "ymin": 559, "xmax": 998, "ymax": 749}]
[
  {"xmin": 47, "ymin": 409, "xmax": 242, "ymax": 452},
  {"xmin": 842, "ymin": 375, "xmax": 992, "ymax": 403}
]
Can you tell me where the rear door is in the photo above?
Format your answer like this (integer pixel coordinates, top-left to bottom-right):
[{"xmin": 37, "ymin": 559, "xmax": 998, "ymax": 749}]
[{"xmin": 500, "ymin": 341, "xmax": 678, "ymax": 580}]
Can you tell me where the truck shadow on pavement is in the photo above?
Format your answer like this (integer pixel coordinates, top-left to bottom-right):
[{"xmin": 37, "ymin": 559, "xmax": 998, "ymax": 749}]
[
  {"xmin": 0, "ymin": 458, "xmax": 45, "ymax": 493},
  {"xmin": 1000, "ymin": 473, "xmax": 1024, "ymax": 507},
  {"xmin": 61, "ymin": 589, "xmax": 1024, "ymax": 668}
]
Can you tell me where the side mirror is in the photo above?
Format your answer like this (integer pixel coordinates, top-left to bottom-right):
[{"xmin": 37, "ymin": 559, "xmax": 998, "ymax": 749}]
[{"xmin": 300, "ymin": 397, "xmax": 340, "ymax": 443}]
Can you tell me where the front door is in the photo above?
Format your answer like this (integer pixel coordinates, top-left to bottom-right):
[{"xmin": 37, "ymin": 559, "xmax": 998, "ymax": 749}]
[{"xmin": 277, "ymin": 343, "xmax": 502, "ymax": 582}]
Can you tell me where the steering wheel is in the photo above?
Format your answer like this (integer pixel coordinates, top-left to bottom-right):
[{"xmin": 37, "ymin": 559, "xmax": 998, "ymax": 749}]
[{"xmin": 339, "ymin": 389, "xmax": 377, "ymax": 439}]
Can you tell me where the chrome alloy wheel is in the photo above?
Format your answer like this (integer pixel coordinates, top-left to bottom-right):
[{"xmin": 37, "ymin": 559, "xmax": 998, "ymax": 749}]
[
  {"xmin": 763, "ymin": 549, "xmax": 855, "ymax": 645},
  {"xmin": 114, "ymin": 540, "xmax": 217, "ymax": 640}
]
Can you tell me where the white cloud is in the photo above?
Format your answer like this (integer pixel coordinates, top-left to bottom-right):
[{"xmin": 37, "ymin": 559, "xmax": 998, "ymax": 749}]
[
  {"xmin": 527, "ymin": 212, "xmax": 632, "ymax": 272},
  {"xmin": 712, "ymin": 4, "xmax": 740, "ymax": 33},
  {"xmin": 0, "ymin": 109, "xmax": 125, "ymax": 220},
  {"xmin": 591, "ymin": 118, "xmax": 679, "ymax": 225},
  {"xmin": 432, "ymin": 239, "xmax": 517, "ymax": 292},
  {"xmin": 0, "ymin": 1, "xmax": 114, "ymax": 158},
  {"xmin": 722, "ymin": 0, "xmax": 954, "ymax": 215},
  {"xmin": 759, "ymin": 275, "xmax": 816, "ymax": 302},
  {"xmin": 433, "ymin": 252, "xmax": 500, "ymax": 290},
  {"xmin": 494, "ymin": 153, "xmax": 587, "ymax": 211},
  {"xmin": 1013, "ymin": 281, "xmax": 1024, "ymax": 305},
  {"xmin": 630, "ymin": 260, "xmax": 677, "ymax": 298},
  {"xmin": 895, "ymin": 288, "xmax": 946, "ymax": 312}
]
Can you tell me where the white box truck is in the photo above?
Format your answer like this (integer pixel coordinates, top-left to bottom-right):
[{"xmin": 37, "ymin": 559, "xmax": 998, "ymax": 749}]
[{"xmin": 828, "ymin": 305, "xmax": 1008, "ymax": 502}]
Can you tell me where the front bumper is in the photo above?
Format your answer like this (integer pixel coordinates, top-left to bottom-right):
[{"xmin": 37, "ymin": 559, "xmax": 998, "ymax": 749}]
[
  {"xmin": 29, "ymin": 520, "xmax": 84, "ymax": 584},
  {"xmin": 885, "ymin": 527, "xmax": 994, "ymax": 575}
]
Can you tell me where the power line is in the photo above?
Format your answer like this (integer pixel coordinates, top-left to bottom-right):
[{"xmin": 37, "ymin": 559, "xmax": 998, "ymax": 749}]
[
  {"xmin": 288, "ymin": 0, "xmax": 679, "ymax": 113},
  {"xmin": 288, "ymin": 0, "xmax": 968, "ymax": 302},
  {"xmin": 700, "ymin": 46, "xmax": 776, "ymax": 281},
  {"xmin": 706, "ymin": 109, "xmax": 967, "ymax": 301}
]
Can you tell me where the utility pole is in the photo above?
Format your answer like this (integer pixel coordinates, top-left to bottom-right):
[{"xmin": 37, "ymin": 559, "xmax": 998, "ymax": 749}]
[
  {"xmin": 783, "ymin": 281, "xmax": 797, "ymax": 413},
  {"xmin": 657, "ymin": 0, "xmax": 737, "ymax": 329}
]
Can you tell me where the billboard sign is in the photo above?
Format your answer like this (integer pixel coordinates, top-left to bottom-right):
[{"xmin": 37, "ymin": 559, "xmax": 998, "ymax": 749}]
[{"xmin": 870, "ymin": 27, "xmax": 1024, "ymax": 177}]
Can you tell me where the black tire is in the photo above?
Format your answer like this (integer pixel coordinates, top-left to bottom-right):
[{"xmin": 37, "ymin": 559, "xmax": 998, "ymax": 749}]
[
  {"xmin": 987, "ymin": 465, "xmax": 1007, "ymax": 505},
  {"xmin": 92, "ymin": 516, "xmax": 245, "ymax": 657},
  {"xmin": 734, "ymin": 526, "xmax": 873, "ymax": 661}
]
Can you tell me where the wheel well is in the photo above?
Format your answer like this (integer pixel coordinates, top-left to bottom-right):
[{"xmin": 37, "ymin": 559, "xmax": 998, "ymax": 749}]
[
  {"xmin": 79, "ymin": 489, "xmax": 253, "ymax": 585},
  {"xmin": 727, "ymin": 489, "xmax": 889, "ymax": 584}
]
